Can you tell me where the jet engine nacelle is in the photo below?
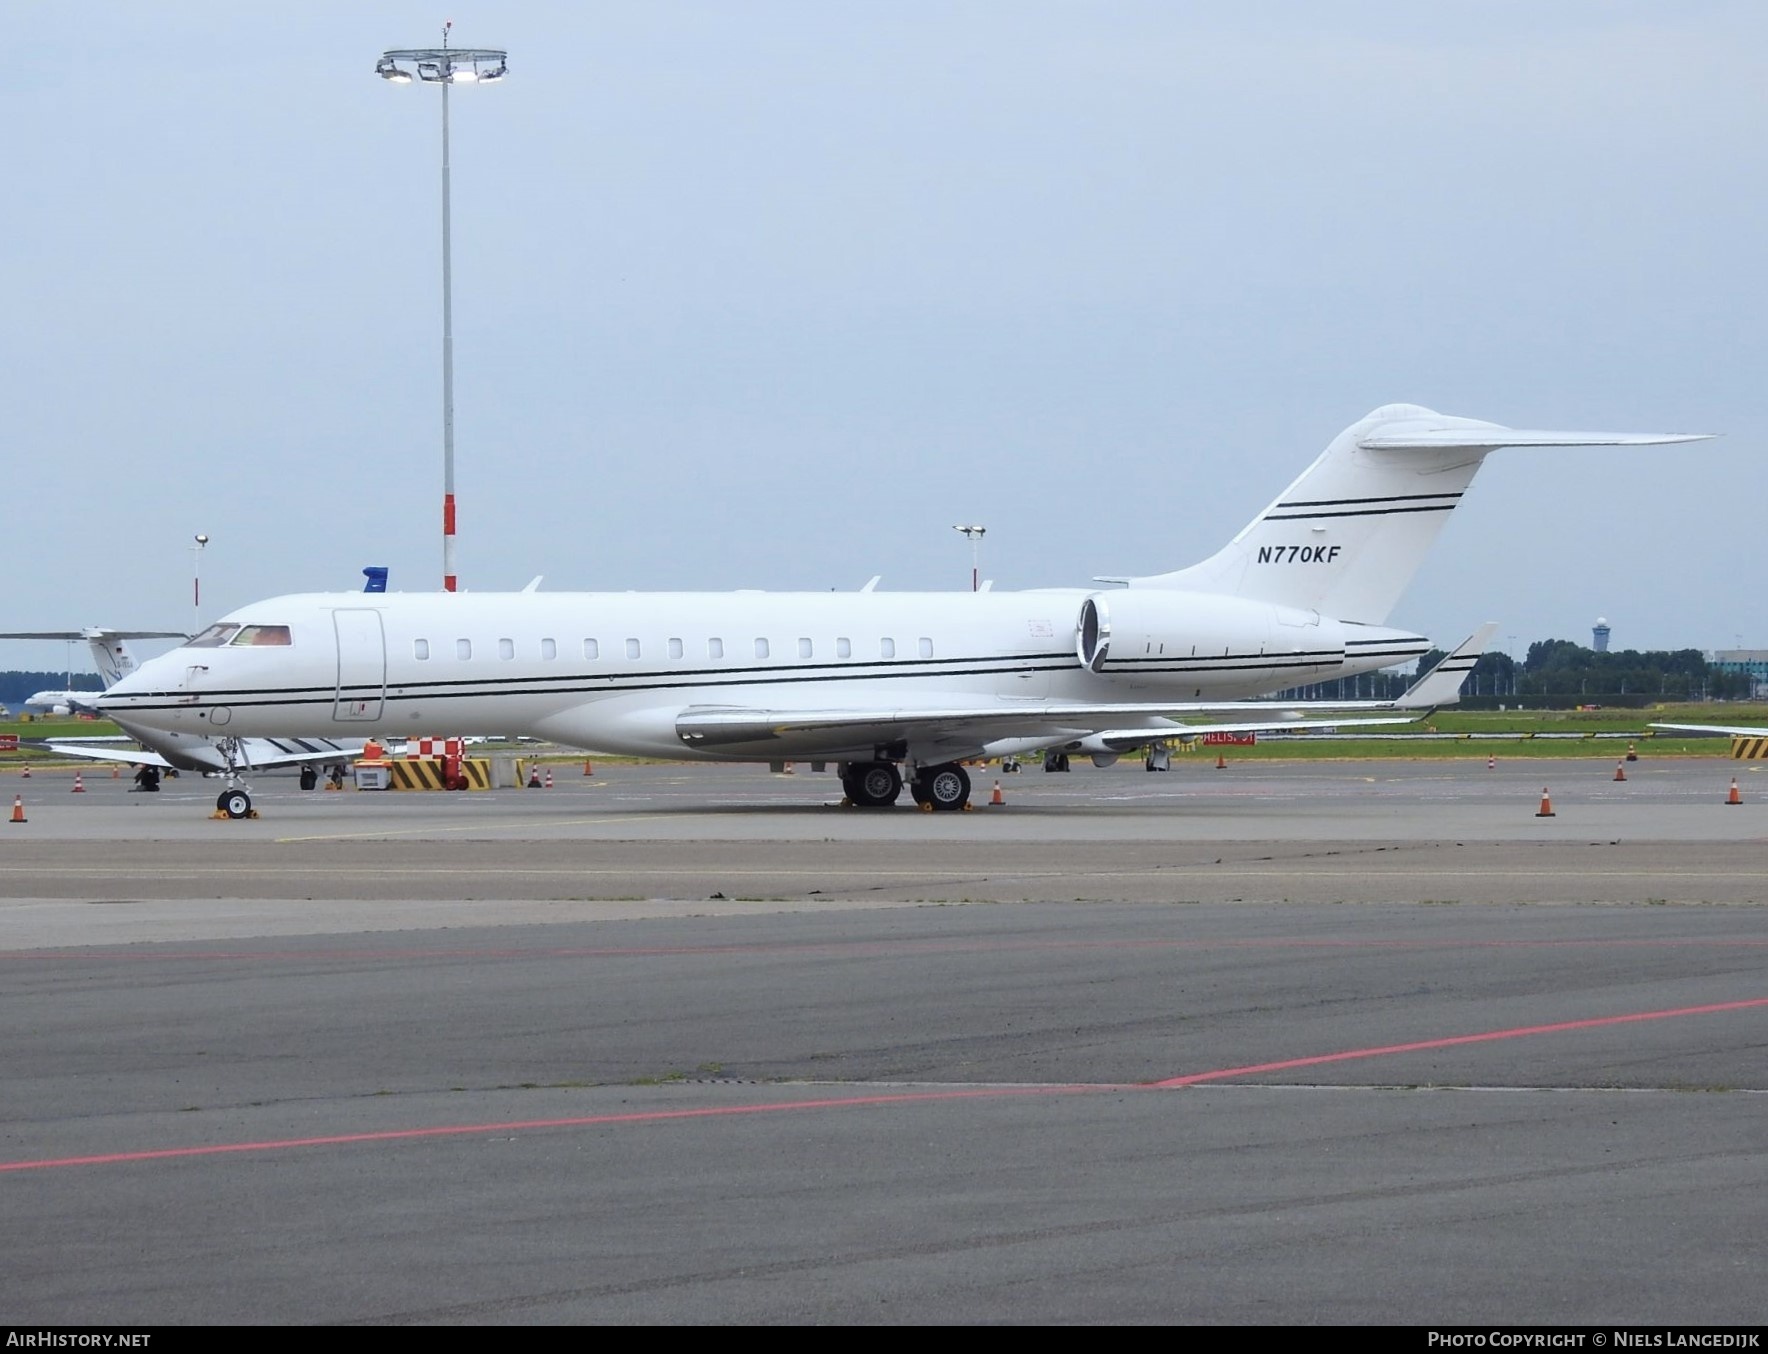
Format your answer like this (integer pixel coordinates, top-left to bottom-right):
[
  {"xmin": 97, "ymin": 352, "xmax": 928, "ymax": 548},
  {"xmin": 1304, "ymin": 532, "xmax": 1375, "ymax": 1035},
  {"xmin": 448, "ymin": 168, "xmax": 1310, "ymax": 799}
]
[{"xmin": 1075, "ymin": 590, "xmax": 1346, "ymax": 688}]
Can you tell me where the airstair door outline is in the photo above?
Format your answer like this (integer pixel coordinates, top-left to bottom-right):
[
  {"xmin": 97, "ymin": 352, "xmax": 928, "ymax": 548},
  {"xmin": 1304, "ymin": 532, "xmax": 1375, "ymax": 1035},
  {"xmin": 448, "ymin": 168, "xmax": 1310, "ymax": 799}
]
[{"xmin": 333, "ymin": 608, "xmax": 386, "ymax": 722}]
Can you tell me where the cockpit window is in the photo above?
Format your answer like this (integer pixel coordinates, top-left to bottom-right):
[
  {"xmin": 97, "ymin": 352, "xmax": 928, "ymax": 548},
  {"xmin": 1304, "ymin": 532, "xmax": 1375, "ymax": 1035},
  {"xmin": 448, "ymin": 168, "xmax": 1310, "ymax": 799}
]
[
  {"xmin": 187, "ymin": 623, "xmax": 242, "ymax": 648},
  {"xmin": 229, "ymin": 625, "xmax": 293, "ymax": 647}
]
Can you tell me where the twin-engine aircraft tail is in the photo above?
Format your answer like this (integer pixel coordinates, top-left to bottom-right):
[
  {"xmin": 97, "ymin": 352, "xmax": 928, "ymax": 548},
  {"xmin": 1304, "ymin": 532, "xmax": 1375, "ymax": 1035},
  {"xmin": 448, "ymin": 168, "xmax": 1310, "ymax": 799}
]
[{"xmin": 1135, "ymin": 404, "xmax": 1709, "ymax": 625}]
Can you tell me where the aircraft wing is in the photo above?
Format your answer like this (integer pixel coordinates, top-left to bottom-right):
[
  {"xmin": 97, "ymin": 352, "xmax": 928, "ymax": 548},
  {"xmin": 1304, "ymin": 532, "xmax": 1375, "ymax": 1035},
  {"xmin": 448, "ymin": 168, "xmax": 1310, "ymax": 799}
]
[
  {"xmin": 677, "ymin": 626, "xmax": 1495, "ymax": 757},
  {"xmin": 1651, "ymin": 723, "xmax": 1767, "ymax": 738},
  {"xmin": 233, "ymin": 737, "xmax": 365, "ymax": 770},
  {"xmin": 45, "ymin": 741, "xmax": 175, "ymax": 770},
  {"xmin": 46, "ymin": 731, "xmax": 362, "ymax": 775}
]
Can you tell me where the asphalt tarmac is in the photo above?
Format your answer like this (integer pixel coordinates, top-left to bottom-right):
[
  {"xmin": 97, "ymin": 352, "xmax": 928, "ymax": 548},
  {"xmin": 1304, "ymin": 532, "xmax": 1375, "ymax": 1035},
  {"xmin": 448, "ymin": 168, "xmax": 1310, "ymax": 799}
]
[{"xmin": 2, "ymin": 757, "xmax": 1764, "ymax": 1324}]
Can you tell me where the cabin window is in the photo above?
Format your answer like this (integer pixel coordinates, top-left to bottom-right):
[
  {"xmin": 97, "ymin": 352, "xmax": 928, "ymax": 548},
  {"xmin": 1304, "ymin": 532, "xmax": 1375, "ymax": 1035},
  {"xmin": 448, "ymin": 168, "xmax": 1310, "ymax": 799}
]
[
  {"xmin": 708, "ymin": 638, "xmax": 724, "ymax": 660},
  {"xmin": 541, "ymin": 638, "xmax": 556, "ymax": 660},
  {"xmin": 229, "ymin": 625, "xmax": 293, "ymax": 647},
  {"xmin": 414, "ymin": 639, "xmax": 430, "ymax": 661},
  {"xmin": 583, "ymin": 639, "xmax": 599, "ymax": 660},
  {"xmin": 798, "ymin": 638, "xmax": 813, "ymax": 659},
  {"xmin": 625, "ymin": 638, "xmax": 641, "ymax": 660},
  {"xmin": 880, "ymin": 638, "xmax": 895, "ymax": 659},
  {"xmin": 668, "ymin": 638, "xmax": 684, "ymax": 660},
  {"xmin": 498, "ymin": 638, "xmax": 515, "ymax": 660},
  {"xmin": 919, "ymin": 638, "xmax": 934, "ymax": 659},
  {"xmin": 836, "ymin": 637, "xmax": 851, "ymax": 659},
  {"xmin": 456, "ymin": 639, "xmax": 472, "ymax": 660},
  {"xmin": 188, "ymin": 622, "xmax": 241, "ymax": 648},
  {"xmin": 755, "ymin": 638, "xmax": 770, "ymax": 660}
]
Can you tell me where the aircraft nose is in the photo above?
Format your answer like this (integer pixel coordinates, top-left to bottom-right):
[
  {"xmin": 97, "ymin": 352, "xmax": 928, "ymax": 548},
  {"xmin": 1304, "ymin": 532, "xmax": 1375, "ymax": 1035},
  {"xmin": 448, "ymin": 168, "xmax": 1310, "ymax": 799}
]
[{"xmin": 96, "ymin": 655, "xmax": 169, "ymax": 709}]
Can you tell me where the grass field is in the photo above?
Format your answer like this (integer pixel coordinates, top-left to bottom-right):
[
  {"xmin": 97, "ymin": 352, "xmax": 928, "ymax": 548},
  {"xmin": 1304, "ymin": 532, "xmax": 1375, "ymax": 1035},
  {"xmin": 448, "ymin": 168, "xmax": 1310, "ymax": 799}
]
[{"xmin": 1, "ymin": 704, "xmax": 1763, "ymax": 766}]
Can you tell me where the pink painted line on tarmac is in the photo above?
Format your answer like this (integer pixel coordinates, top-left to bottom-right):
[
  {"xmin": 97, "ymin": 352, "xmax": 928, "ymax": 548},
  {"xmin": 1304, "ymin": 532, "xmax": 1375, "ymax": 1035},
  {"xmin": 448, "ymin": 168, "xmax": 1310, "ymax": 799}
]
[
  {"xmin": 4, "ymin": 996, "xmax": 1763, "ymax": 1174},
  {"xmin": 0, "ymin": 1086, "xmax": 1089, "ymax": 1174},
  {"xmin": 1149, "ymin": 995, "xmax": 1768, "ymax": 1087}
]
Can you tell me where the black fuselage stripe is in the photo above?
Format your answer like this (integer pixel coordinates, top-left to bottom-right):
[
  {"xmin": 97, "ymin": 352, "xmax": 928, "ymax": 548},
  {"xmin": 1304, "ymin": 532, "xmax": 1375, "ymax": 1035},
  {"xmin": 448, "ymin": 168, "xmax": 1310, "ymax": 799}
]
[{"xmin": 106, "ymin": 649, "xmax": 1401, "ymax": 714}]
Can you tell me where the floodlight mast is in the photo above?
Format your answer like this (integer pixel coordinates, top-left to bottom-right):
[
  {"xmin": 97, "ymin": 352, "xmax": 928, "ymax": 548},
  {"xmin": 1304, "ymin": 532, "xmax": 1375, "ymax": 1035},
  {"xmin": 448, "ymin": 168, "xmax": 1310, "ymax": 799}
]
[
  {"xmin": 377, "ymin": 25, "xmax": 507, "ymax": 592},
  {"xmin": 953, "ymin": 524, "xmax": 986, "ymax": 593}
]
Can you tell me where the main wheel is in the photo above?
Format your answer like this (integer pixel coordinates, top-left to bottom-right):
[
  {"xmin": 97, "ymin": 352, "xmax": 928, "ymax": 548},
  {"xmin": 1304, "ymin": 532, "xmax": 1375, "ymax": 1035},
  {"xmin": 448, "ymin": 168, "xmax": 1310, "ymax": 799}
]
[
  {"xmin": 847, "ymin": 761, "xmax": 902, "ymax": 808},
  {"xmin": 220, "ymin": 789, "xmax": 252, "ymax": 820},
  {"xmin": 921, "ymin": 763, "xmax": 970, "ymax": 812}
]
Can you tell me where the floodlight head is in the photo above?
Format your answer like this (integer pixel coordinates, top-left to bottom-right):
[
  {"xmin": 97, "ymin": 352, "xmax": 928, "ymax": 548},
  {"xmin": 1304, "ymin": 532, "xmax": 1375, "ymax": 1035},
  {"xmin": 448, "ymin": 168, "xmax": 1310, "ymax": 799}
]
[{"xmin": 194, "ymin": 533, "xmax": 209, "ymax": 547}]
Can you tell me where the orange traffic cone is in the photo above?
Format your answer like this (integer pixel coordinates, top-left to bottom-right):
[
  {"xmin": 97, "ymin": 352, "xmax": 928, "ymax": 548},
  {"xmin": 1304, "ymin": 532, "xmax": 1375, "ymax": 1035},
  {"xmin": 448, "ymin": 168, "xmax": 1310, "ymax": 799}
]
[
  {"xmin": 1613, "ymin": 761, "xmax": 1626, "ymax": 782},
  {"xmin": 111, "ymin": 764, "xmax": 120, "ymax": 779},
  {"xmin": 10, "ymin": 795, "xmax": 25, "ymax": 824},
  {"xmin": 544, "ymin": 768, "xmax": 554, "ymax": 789},
  {"xmin": 990, "ymin": 780, "xmax": 1004, "ymax": 805},
  {"xmin": 583, "ymin": 760, "xmax": 594, "ymax": 776},
  {"xmin": 1536, "ymin": 787, "xmax": 1555, "ymax": 818},
  {"xmin": 1487, "ymin": 754, "xmax": 1496, "ymax": 770},
  {"xmin": 1727, "ymin": 778, "xmax": 1743, "ymax": 806},
  {"xmin": 1215, "ymin": 753, "xmax": 1227, "ymax": 770},
  {"xmin": 71, "ymin": 772, "xmax": 85, "ymax": 793}
]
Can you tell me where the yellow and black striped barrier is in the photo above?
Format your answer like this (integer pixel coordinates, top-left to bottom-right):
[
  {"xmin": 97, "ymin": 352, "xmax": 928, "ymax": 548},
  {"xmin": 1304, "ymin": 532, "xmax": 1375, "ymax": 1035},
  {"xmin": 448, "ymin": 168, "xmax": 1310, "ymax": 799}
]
[
  {"xmin": 1729, "ymin": 737, "xmax": 1768, "ymax": 760},
  {"xmin": 388, "ymin": 758, "xmax": 492, "ymax": 790}
]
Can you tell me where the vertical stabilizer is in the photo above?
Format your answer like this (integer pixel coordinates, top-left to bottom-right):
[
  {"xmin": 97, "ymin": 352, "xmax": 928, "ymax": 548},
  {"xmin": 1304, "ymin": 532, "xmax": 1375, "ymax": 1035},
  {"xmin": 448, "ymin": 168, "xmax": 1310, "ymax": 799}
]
[{"xmin": 1135, "ymin": 405, "xmax": 1708, "ymax": 624}]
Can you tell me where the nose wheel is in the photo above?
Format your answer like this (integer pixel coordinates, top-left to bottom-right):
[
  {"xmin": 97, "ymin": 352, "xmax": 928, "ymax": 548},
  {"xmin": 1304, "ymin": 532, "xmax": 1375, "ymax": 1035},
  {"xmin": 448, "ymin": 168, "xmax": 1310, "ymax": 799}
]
[{"xmin": 213, "ymin": 739, "xmax": 255, "ymax": 819}]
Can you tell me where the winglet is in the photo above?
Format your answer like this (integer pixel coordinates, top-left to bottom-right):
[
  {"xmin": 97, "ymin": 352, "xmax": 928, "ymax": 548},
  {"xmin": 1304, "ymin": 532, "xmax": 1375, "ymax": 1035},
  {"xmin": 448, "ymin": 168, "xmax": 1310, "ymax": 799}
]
[{"xmin": 1394, "ymin": 623, "xmax": 1498, "ymax": 710}]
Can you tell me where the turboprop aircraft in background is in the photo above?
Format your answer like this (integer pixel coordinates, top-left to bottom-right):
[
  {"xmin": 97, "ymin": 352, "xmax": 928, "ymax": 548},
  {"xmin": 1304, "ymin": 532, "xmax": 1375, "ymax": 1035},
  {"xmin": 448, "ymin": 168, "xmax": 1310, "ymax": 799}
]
[
  {"xmin": 98, "ymin": 403, "xmax": 1710, "ymax": 817},
  {"xmin": 1, "ymin": 628, "xmax": 363, "ymax": 776}
]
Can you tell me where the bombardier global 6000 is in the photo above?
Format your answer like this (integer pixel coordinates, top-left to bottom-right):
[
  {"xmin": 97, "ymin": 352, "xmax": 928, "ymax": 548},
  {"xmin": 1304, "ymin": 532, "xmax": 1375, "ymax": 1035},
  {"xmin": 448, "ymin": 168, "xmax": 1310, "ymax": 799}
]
[{"xmin": 99, "ymin": 404, "xmax": 1709, "ymax": 817}]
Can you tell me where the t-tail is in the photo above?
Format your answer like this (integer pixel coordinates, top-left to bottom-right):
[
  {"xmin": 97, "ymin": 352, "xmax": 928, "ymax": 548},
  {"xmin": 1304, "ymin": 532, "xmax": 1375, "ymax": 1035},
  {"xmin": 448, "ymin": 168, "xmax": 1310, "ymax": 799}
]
[
  {"xmin": 1133, "ymin": 405, "xmax": 1710, "ymax": 624},
  {"xmin": 0, "ymin": 628, "xmax": 187, "ymax": 690}
]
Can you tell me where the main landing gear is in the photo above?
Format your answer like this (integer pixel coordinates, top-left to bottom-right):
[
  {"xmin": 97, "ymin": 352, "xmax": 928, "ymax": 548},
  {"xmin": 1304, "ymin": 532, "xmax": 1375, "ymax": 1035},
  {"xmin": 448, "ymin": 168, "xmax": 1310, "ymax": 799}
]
[{"xmin": 841, "ymin": 760, "xmax": 972, "ymax": 811}]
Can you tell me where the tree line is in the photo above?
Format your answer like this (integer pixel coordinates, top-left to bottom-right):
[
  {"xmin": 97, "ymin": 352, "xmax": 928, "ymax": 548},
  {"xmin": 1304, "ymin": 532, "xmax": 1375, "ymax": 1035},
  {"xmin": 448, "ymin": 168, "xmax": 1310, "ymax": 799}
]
[{"xmin": 1281, "ymin": 639, "xmax": 1752, "ymax": 705}]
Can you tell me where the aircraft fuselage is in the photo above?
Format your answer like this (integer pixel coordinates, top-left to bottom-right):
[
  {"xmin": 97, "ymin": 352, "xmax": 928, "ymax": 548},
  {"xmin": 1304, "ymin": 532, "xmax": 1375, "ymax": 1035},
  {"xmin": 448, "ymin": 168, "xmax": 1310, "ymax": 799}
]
[{"xmin": 101, "ymin": 588, "xmax": 1427, "ymax": 763}]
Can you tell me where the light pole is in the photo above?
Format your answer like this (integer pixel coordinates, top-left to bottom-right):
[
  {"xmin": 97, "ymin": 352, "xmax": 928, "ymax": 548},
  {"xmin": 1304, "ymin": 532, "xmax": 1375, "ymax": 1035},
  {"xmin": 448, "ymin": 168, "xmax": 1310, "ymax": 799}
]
[
  {"xmin": 952, "ymin": 525, "xmax": 986, "ymax": 593},
  {"xmin": 191, "ymin": 534, "xmax": 209, "ymax": 635},
  {"xmin": 377, "ymin": 25, "xmax": 507, "ymax": 593}
]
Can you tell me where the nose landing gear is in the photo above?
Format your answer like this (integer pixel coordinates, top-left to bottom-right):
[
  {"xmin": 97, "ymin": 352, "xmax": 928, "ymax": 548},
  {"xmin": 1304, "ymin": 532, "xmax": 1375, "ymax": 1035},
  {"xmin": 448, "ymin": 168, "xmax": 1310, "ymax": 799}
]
[{"xmin": 212, "ymin": 738, "xmax": 256, "ymax": 820}]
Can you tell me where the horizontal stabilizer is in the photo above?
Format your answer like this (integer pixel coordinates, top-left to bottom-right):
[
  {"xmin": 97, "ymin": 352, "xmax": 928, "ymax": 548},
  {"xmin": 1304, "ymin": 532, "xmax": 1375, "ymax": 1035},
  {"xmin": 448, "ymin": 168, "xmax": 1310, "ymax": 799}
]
[
  {"xmin": 0, "ymin": 629, "xmax": 186, "ymax": 641},
  {"xmin": 1359, "ymin": 430, "xmax": 1712, "ymax": 452},
  {"xmin": 1394, "ymin": 623, "xmax": 1497, "ymax": 710}
]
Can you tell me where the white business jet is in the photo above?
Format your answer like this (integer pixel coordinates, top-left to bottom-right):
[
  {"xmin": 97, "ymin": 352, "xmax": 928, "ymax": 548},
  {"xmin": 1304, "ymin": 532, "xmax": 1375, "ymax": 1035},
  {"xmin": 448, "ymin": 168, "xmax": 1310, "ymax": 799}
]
[
  {"xmin": 98, "ymin": 404, "xmax": 1708, "ymax": 818},
  {"xmin": 2, "ymin": 628, "xmax": 363, "ymax": 777}
]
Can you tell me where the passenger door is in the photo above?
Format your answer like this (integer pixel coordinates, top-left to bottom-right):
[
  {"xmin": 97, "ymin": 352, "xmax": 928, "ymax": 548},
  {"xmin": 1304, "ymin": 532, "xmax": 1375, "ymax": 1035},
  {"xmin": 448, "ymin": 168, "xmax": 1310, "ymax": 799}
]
[{"xmin": 332, "ymin": 608, "xmax": 386, "ymax": 722}]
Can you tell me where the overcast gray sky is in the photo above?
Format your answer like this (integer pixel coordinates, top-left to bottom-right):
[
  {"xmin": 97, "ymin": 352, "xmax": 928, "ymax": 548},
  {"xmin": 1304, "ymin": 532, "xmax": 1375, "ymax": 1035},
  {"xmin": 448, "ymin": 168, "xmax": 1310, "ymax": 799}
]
[{"xmin": 5, "ymin": 2, "xmax": 1762, "ymax": 674}]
